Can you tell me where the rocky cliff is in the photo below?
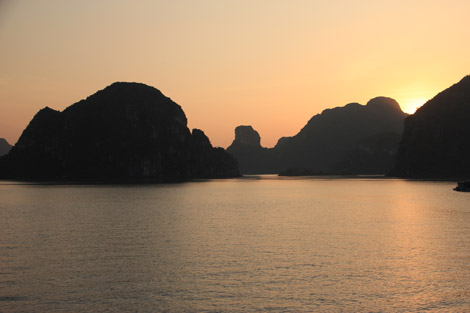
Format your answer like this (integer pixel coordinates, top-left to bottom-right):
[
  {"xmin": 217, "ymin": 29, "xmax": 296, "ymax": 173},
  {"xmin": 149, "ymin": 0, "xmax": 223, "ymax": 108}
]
[
  {"xmin": 0, "ymin": 82, "xmax": 240, "ymax": 180},
  {"xmin": 226, "ymin": 126, "xmax": 274, "ymax": 174},
  {"xmin": 390, "ymin": 76, "xmax": 470, "ymax": 179},
  {"xmin": 274, "ymin": 97, "xmax": 407, "ymax": 172},
  {"xmin": 228, "ymin": 97, "xmax": 407, "ymax": 175},
  {"xmin": 231, "ymin": 126, "xmax": 262, "ymax": 147},
  {"xmin": 0, "ymin": 138, "xmax": 12, "ymax": 157},
  {"xmin": 332, "ymin": 132, "xmax": 403, "ymax": 174},
  {"xmin": 190, "ymin": 129, "xmax": 240, "ymax": 178}
]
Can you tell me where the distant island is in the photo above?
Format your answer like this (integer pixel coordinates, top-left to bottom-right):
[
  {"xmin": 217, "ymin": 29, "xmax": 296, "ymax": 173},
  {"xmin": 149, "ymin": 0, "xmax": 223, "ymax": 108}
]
[
  {"xmin": 226, "ymin": 125, "xmax": 273, "ymax": 174},
  {"xmin": 228, "ymin": 76, "xmax": 470, "ymax": 179},
  {"xmin": 228, "ymin": 97, "xmax": 407, "ymax": 175},
  {"xmin": 0, "ymin": 82, "xmax": 240, "ymax": 180},
  {"xmin": 390, "ymin": 75, "xmax": 470, "ymax": 179},
  {"xmin": 0, "ymin": 138, "xmax": 12, "ymax": 157},
  {"xmin": 2, "ymin": 76, "xmax": 469, "ymax": 181}
]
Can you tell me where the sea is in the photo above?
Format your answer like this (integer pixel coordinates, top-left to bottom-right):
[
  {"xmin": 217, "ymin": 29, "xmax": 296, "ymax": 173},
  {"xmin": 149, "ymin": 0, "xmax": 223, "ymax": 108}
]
[{"xmin": 0, "ymin": 176, "xmax": 469, "ymax": 312}]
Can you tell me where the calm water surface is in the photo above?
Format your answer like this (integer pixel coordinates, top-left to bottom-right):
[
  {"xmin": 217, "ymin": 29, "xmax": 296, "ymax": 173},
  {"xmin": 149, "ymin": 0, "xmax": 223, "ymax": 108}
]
[{"xmin": 0, "ymin": 176, "xmax": 469, "ymax": 312}]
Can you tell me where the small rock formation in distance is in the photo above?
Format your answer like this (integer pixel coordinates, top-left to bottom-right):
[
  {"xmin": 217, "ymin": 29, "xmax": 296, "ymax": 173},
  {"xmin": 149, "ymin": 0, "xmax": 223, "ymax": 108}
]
[
  {"xmin": 226, "ymin": 126, "xmax": 274, "ymax": 174},
  {"xmin": 0, "ymin": 82, "xmax": 240, "ymax": 180}
]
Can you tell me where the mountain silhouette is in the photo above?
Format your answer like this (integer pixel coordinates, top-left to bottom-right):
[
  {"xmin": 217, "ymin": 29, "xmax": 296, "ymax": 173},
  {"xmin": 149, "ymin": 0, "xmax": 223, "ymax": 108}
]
[
  {"xmin": 0, "ymin": 138, "xmax": 12, "ymax": 157},
  {"xmin": 228, "ymin": 97, "xmax": 407, "ymax": 174},
  {"xmin": 0, "ymin": 82, "xmax": 240, "ymax": 180},
  {"xmin": 332, "ymin": 132, "xmax": 403, "ymax": 174},
  {"xmin": 390, "ymin": 76, "xmax": 470, "ymax": 179},
  {"xmin": 226, "ymin": 126, "xmax": 274, "ymax": 174}
]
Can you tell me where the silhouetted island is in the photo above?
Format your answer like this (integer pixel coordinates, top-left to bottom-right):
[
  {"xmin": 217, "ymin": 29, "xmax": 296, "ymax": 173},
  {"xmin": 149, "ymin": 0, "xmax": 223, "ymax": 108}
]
[
  {"xmin": 0, "ymin": 138, "xmax": 12, "ymax": 157},
  {"xmin": 228, "ymin": 97, "xmax": 407, "ymax": 175},
  {"xmin": 390, "ymin": 75, "xmax": 470, "ymax": 179},
  {"xmin": 226, "ymin": 126, "xmax": 274, "ymax": 174},
  {"xmin": 0, "ymin": 82, "xmax": 240, "ymax": 180}
]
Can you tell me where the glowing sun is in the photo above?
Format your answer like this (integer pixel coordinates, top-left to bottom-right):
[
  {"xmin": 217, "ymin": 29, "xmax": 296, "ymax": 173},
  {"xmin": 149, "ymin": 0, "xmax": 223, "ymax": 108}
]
[{"xmin": 400, "ymin": 97, "xmax": 428, "ymax": 114}]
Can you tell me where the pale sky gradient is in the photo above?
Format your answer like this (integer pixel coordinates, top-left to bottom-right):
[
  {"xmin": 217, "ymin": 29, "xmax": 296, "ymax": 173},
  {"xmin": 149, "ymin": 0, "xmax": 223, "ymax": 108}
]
[{"xmin": 1, "ymin": 0, "xmax": 469, "ymax": 148}]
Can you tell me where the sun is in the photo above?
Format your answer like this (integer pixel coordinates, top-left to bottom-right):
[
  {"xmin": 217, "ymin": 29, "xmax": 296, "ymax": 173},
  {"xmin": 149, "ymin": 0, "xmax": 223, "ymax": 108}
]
[{"xmin": 400, "ymin": 97, "xmax": 428, "ymax": 114}]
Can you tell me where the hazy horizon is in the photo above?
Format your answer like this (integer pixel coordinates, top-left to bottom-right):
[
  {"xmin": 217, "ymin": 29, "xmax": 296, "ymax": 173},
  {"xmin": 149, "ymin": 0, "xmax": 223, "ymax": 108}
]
[{"xmin": 1, "ymin": 0, "xmax": 470, "ymax": 148}]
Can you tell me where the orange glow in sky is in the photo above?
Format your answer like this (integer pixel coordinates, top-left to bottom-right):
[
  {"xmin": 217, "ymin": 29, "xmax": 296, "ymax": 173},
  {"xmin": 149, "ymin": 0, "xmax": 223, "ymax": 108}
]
[
  {"xmin": 400, "ymin": 98, "xmax": 428, "ymax": 115},
  {"xmin": 1, "ymin": 1, "xmax": 469, "ymax": 148}
]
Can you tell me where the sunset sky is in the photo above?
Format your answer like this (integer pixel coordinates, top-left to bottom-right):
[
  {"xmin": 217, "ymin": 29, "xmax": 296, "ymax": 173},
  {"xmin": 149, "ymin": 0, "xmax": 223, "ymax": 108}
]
[{"xmin": 1, "ymin": 0, "xmax": 469, "ymax": 148}]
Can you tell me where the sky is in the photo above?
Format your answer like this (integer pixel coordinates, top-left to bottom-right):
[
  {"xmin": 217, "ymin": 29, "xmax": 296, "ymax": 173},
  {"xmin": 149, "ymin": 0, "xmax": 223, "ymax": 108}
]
[{"xmin": 1, "ymin": 0, "xmax": 470, "ymax": 148}]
